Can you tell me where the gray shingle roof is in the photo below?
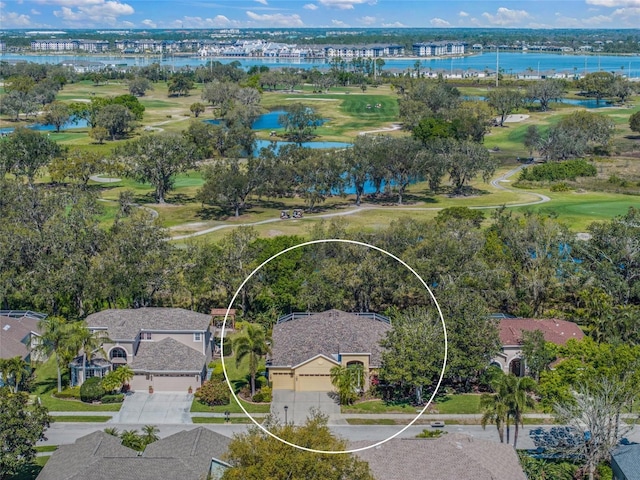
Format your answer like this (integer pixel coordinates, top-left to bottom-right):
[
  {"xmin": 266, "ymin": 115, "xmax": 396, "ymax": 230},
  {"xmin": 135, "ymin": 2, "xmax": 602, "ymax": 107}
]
[
  {"xmin": 0, "ymin": 315, "xmax": 40, "ymax": 360},
  {"xmin": 612, "ymin": 444, "xmax": 640, "ymax": 479},
  {"xmin": 132, "ymin": 338, "xmax": 206, "ymax": 372},
  {"xmin": 352, "ymin": 434, "xmax": 527, "ymax": 480},
  {"xmin": 36, "ymin": 431, "xmax": 138, "ymax": 480},
  {"xmin": 86, "ymin": 308, "xmax": 211, "ymax": 340},
  {"xmin": 145, "ymin": 427, "xmax": 230, "ymax": 464},
  {"xmin": 269, "ymin": 310, "xmax": 391, "ymax": 367},
  {"xmin": 37, "ymin": 428, "xmax": 231, "ymax": 480}
]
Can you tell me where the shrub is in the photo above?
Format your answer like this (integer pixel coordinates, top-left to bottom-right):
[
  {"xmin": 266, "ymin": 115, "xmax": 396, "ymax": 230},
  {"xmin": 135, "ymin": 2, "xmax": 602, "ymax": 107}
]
[
  {"xmin": 210, "ymin": 362, "xmax": 225, "ymax": 380},
  {"xmin": 80, "ymin": 377, "xmax": 105, "ymax": 403},
  {"xmin": 101, "ymin": 394, "xmax": 125, "ymax": 404},
  {"xmin": 416, "ymin": 429, "xmax": 446, "ymax": 439},
  {"xmin": 608, "ymin": 174, "xmax": 630, "ymax": 187},
  {"xmin": 195, "ymin": 379, "xmax": 230, "ymax": 406},
  {"xmin": 252, "ymin": 386, "xmax": 272, "ymax": 403},
  {"xmin": 550, "ymin": 182, "xmax": 572, "ymax": 192},
  {"xmin": 53, "ymin": 386, "xmax": 81, "ymax": 399},
  {"xmin": 519, "ymin": 159, "xmax": 597, "ymax": 182}
]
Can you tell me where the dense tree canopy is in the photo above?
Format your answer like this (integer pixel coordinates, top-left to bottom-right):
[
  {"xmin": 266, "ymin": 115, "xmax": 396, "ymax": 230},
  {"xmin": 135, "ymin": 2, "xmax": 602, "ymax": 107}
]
[{"xmin": 222, "ymin": 413, "xmax": 374, "ymax": 480}]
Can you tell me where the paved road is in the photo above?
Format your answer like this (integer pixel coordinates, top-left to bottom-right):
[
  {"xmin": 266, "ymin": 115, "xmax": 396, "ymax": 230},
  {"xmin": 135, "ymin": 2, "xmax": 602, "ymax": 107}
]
[{"xmin": 41, "ymin": 422, "xmax": 640, "ymax": 451}]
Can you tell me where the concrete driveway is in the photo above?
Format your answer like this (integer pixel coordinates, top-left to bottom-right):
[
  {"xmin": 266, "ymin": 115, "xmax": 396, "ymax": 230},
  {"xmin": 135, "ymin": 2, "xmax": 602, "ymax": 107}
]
[
  {"xmin": 271, "ymin": 390, "xmax": 345, "ymax": 425},
  {"xmin": 109, "ymin": 392, "xmax": 193, "ymax": 424}
]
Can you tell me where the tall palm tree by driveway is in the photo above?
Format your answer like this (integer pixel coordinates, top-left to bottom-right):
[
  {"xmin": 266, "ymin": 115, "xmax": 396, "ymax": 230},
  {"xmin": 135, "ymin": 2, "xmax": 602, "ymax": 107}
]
[{"xmin": 232, "ymin": 324, "xmax": 270, "ymax": 397}]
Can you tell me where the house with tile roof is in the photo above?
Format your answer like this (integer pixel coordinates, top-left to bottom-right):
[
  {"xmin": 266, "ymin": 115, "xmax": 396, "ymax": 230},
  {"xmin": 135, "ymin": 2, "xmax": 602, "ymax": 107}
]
[
  {"xmin": 267, "ymin": 310, "xmax": 391, "ymax": 393},
  {"xmin": 611, "ymin": 444, "xmax": 640, "ymax": 480},
  {"xmin": 71, "ymin": 308, "xmax": 213, "ymax": 392},
  {"xmin": 352, "ymin": 434, "xmax": 526, "ymax": 480},
  {"xmin": 37, "ymin": 427, "xmax": 231, "ymax": 480},
  {"xmin": 492, "ymin": 317, "xmax": 584, "ymax": 376}
]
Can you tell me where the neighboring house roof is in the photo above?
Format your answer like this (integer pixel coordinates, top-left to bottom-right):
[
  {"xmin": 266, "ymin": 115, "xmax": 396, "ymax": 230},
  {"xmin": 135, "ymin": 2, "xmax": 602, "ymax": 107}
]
[
  {"xmin": 36, "ymin": 431, "xmax": 138, "ymax": 480},
  {"xmin": 37, "ymin": 428, "xmax": 231, "ymax": 480},
  {"xmin": 132, "ymin": 338, "xmax": 205, "ymax": 373},
  {"xmin": 144, "ymin": 427, "xmax": 230, "ymax": 465},
  {"xmin": 85, "ymin": 308, "xmax": 211, "ymax": 340},
  {"xmin": 352, "ymin": 434, "xmax": 526, "ymax": 480},
  {"xmin": 0, "ymin": 314, "xmax": 41, "ymax": 360},
  {"xmin": 269, "ymin": 310, "xmax": 391, "ymax": 368},
  {"xmin": 499, "ymin": 318, "xmax": 584, "ymax": 346},
  {"xmin": 612, "ymin": 444, "xmax": 640, "ymax": 479}
]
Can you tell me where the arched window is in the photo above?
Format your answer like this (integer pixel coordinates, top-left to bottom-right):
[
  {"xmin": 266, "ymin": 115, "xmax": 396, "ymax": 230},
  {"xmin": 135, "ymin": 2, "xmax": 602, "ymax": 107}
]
[{"xmin": 109, "ymin": 347, "xmax": 127, "ymax": 363}]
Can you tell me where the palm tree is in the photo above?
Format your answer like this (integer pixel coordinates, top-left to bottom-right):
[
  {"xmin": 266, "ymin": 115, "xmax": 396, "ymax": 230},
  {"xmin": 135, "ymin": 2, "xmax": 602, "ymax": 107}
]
[
  {"xmin": 504, "ymin": 374, "xmax": 537, "ymax": 449},
  {"xmin": 5, "ymin": 357, "xmax": 30, "ymax": 393},
  {"xmin": 232, "ymin": 324, "xmax": 270, "ymax": 397},
  {"xmin": 480, "ymin": 391, "xmax": 509, "ymax": 443},
  {"xmin": 104, "ymin": 427, "xmax": 120, "ymax": 437},
  {"xmin": 68, "ymin": 321, "xmax": 109, "ymax": 386},
  {"xmin": 36, "ymin": 316, "xmax": 74, "ymax": 393},
  {"xmin": 141, "ymin": 424, "xmax": 160, "ymax": 446},
  {"xmin": 330, "ymin": 364, "xmax": 364, "ymax": 405}
]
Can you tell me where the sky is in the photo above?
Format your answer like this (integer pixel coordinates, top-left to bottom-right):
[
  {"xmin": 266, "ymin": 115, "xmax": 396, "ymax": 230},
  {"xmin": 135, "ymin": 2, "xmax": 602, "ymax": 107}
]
[{"xmin": 1, "ymin": 0, "xmax": 640, "ymax": 30}]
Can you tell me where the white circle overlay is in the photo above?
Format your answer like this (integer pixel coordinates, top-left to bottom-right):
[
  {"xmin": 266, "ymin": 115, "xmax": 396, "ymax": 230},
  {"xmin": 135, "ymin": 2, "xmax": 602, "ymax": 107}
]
[{"xmin": 220, "ymin": 238, "xmax": 448, "ymax": 454}]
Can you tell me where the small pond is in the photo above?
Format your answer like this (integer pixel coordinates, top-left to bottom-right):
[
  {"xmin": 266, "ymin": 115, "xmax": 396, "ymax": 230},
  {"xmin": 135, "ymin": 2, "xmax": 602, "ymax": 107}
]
[
  {"xmin": 0, "ymin": 117, "xmax": 88, "ymax": 135},
  {"xmin": 204, "ymin": 109, "xmax": 326, "ymax": 130}
]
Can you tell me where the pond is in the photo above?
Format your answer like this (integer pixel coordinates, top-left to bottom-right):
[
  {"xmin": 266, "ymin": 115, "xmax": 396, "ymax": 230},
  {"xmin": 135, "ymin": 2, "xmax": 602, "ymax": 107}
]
[
  {"xmin": 205, "ymin": 109, "xmax": 327, "ymax": 130},
  {"xmin": 254, "ymin": 139, "xmax": 350, "ymax": 154},
  {"xmin": 0, "ymin": 117, "xmax": 88, "ymax": 135},
  {"xmin": 463, "ymin": 95, "xmax": 611, "ymax": 109}
]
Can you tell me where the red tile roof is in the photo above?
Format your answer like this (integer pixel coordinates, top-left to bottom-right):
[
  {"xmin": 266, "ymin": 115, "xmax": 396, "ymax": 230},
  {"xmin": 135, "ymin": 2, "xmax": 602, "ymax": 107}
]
[{"xmin": 499, "ymin": 318, "xmax": 584, "ymax": 346}]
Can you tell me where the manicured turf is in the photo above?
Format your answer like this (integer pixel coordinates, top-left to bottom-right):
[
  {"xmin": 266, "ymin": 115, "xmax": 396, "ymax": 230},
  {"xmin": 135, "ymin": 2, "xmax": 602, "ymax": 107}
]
[
  {"xmin": 51, "ymin": 415, "xmax": 112, "ymax": 422},
  {"xmin": 191, "ymin": 417, "xmax": 254, "ymax": 424},
  {"xmin": 32, "ymin": 355, "xmax": 122, "ymax": 412}
]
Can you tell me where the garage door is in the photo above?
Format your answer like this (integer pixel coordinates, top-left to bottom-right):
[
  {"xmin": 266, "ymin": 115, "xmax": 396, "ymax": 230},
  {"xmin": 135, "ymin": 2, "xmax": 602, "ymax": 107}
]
[
  {"xmin": 296, "ymin": 374, "xmax": 333, "ymax": 392},
  {"xmin": 152, "ymin": 374, "xmax": 196, "ymax": 392}
]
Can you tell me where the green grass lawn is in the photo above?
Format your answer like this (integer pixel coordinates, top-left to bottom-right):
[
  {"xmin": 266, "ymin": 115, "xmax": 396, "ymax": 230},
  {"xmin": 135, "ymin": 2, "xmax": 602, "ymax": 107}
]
[
  {"xmin": 191, "ymin": 416, "xmax": 255, "ymax": 424},
  {"xmin": 32, "ymin": 355, "xmax": 121, "ymax": 412},
  {"xmin": 35, "ymin": 446, "xmax": 58, "ymax": 453},
  {"xmin": 342, "ymin": 394, "xmax": 482, "ymax": 414},
  {"xmin": 51, "ymin": 415, "xmax": 112, "ymax": 422},
  {"xmin": 7, "ymin": 456, "xmax": 49, "ymax": 480}
]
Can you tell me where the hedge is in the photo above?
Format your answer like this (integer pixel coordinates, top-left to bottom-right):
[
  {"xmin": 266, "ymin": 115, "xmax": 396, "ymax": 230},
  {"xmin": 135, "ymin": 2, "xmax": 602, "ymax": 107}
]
[{"xmin": 519, "ymin": 159, "xmax": 597, "ymax": 182}]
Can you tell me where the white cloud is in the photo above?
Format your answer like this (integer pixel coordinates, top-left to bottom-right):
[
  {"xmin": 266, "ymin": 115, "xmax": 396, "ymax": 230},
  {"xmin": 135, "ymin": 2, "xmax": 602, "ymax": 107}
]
[
  {"xmin": 481, "ymin": 7, "xmax": 531, "ymax": 26},
  {"xmin": 381, "ymin": 21, "xmax": 404, "ymax": 27},
  {"xmin": 319, "ymin": 0, "xmax": 375, "ymax": 10},
  {"xmin": 31, "ymin": 8, "xmax": 41, "ymax": 14},
  {"xmin": 245, "ymin": 11, "xmax": 304, "ymax": 26},
  {"xmin": 52, "ymin": 0, "xmax": 134, "ymax": 26},
  {"xmin": 255, "ymin": 0, "xmax": 268, "ymax": 4},
  {"xmin": 358, "ymin": 15, "xmax": 376, "ymax": 25},
  {"xmin": 170, "ymin": 15, "xmax": 236, "ymax": 28},
  {"xmin": 458, "ymin": 10, "xmax": 469, "ymax": 17},
  {"xmin": 611, "ymin": 6, "xmax": 640, "ymax": 24},
  {"xmin": 430, "ymin": 17, "xmax": 450, "ymax": 26},
  {"xmin": 331, "ymin": 18, "xmax": 348, "ymax": 26},
  {"xmin": 303, "ymin": 3, "xmax": 318, "ymax": 9},
  {"xmin": 141, "ymin": 18, "xmax": 156, "ymax": 28},
  {"xmin": 586, "ymin": 0, "xmax": 640, "ymax": 6},
  {"xmin": 2, "ymin": 11, "xmax": 33, "ymax": 26}
]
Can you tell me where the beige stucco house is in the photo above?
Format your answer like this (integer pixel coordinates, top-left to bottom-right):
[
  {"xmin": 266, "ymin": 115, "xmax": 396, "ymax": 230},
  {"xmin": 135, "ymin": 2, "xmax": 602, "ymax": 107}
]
[
  {"xmin": 492, "ymin": 317, "xmax": 584, "ymax": 376},
  {"xmin": 268, "ymin": 310, "xmax": 391, "ymax": 393},
  {"xmin": 71, "ymin": 308, "xmax": 213, "ymax": 392},
  {"xmin": 0, "ymin": 310, "xmax": 47, "ymax": 363}
]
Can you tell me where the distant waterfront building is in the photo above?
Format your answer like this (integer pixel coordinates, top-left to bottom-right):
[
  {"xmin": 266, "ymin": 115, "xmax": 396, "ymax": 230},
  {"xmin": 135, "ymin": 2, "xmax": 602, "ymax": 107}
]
[
  {"xmin": 412, "ymin": 41, "xmax": 465, "ymax": 57},
  {"xmin": 31, "ymin": 39, "xmax": 78, "ymax": 51},
  {"xmin": 78, "ymin": 40, "xmax": 110, "ymax": 53},
  {"xmin": 323, "ymin": 44, "xmax": 404, "ymax": 58},
  {"xmin": 0, "ymin": 41, "xmax": 5, "ymax": 53}
]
